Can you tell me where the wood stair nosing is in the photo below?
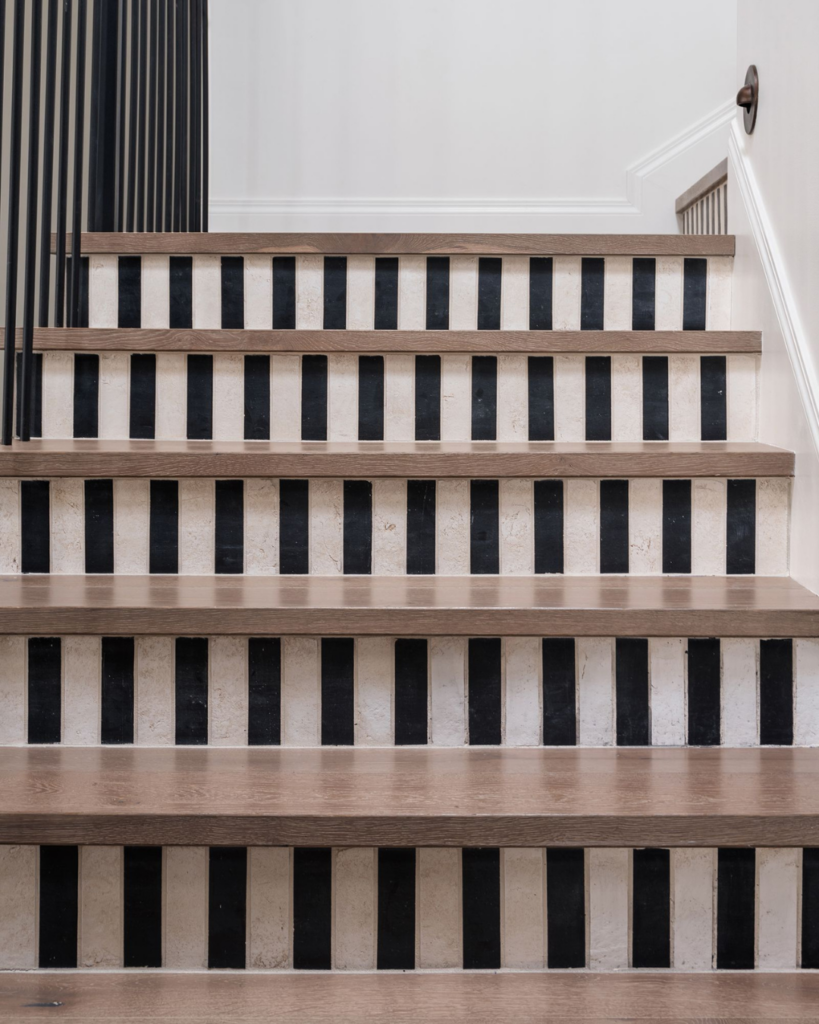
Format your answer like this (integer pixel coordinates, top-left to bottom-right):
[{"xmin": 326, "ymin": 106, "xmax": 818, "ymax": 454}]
[
  {"xmin": 0, "ymin": 575, "xmax": 816, "ymax": 637},
  {"xmin": 10, "ymin": 327, "xmax": 762, "ymax": 352},
  {"xmin": 0, "ymin": 440, "xmax": 794, "ymax": 478},
  {"xmin": 2, "ymin": 746, "xmax": 818, "ymax": 847}
]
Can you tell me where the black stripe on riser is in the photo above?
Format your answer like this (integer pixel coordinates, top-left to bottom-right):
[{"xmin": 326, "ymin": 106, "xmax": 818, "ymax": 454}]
[
  {"xmin": 10, "ymin": 844, "xmax": 813, "ymax": 971},
  {"xmin": 42, "ymin": 351, "xmax": 757, "ymax": 444},
  {"xmin": 6, "ymin": 476, "xmax": 787, "ymax": 578},
  {"xmin": 8, "ymin": 636, "xmax": 809, "ymax": 749},
  {"xmin": 87, "ymin": 255, "xmax": 732, "ymax": 331}
]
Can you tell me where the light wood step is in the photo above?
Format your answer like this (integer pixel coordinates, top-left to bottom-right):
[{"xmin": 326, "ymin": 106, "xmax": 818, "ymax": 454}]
[
  {"xmin": 0, "ymin": 575, "xmax": 817, "ymax": 636},
  {"xmin": 12, "ymin": 327, "xmax": 762, "ymax": 352},
  {"xmin": 57, "ymin": 232, "xmax": 736, "ymax": 255},
  {"xmin": 0, "ymin": 440, "xmax": 793, "ymax": 478},
  {"xmin": 1, "ymin": 747, "xmax": 817, "ymax": 847}
]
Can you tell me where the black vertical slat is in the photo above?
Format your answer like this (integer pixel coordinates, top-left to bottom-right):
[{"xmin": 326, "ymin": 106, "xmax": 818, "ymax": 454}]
[
  {"xmin": 115, "ymin": 0, "xmax": 127, "ymax": 230},
  {"xmin": 343, "ymin": 480, "xmax": 372, "ymax": 575},
  {"xmin": 374, "ymin": 256, "xmax": 398, "ymax": 329},
  {"xmin": 802, "ymin": 849, "xmax": 819, "ymax": 968},
  {"xmin": 155, "ymin": 0, "xmax": 166, "ymax": 232},
  {"xmin": 221, "ymin": 255, "xmax": 244, "ymax": 328},
  {"xmin": 683, "ymin": 258, "xmax": 708, "ymax": 330},
  {"xmin": 186, "ymin": 353, "xmax": 213, "ymax": 439},
  {"xmin": 248, "ymin": 637, "xmax": 281, "ymax": 746},
  {"xmin": 534, "ymin": 479, "xmax": 564, "ymax": 574},
  {"xmin": 15, "ymin": 353, "xmax": 43, "ymax": 438},
  {"xmin": 426, "ymin": 256, "xmax": 449, "ymax": 330},
  {"xmin": 163, "ymin": 0, "xmax": 174, "ymax": 230},
  {"xmin": 415, "ymin": 354, "xmax": 441, "ymax": 441},
  {"xmin": 215, "ymin": 479, "xmax": 244, "ymax": 574},
  {"xmin": 54, "ymin": 0, "xmax": 73, "ymax": 325},
  {"xmin": 462, "ymin": 848, "xmax": 500, "ymax": 969},
  {"xmin": 84, "ymin": 478, "xmax": 115, "ymax": 574},
  {"xmin": 279, "ymin": 479, "xmax": 309, "ymax": 574},
  {"xmin": 301, "ymin": 355, "xmax": 328, "ymax": 441},
  {"xmin": 580, "ymin": 257, "xmax": 604, "ymax": 330},
  {"xmin": 321, "ymin": 637, "xmax": 355, "ymax": 745},
  {"xmin": 406, "ymin": 479, "xmax": 436, "ymax": 575},
  {"xmin": 21, "ymin": 480, "xmax": 51, "ymax": 573},
  {"xmin": 130, "ymin": 353, "xmax": 157, "ymax": 439},
  {"xmin": 208, "ymin": 847, "xmax": 247, "ymax": 970},
  {"xmin": 717, "ymin": 848, "xmax": 755, "ymax": 969},
  {"xmin": 293, "ymin": 848, "xmax": 331, "ymax": 970},
  {"xmin": 687, "ymin": 638, "xmax": 721, "ymax": 746},
  {"xmin": 124, "ymin": 846, "xmax": 162, "ymax": 967},
  {"xmin": 65, "ymin": 255, "xmax": 89, "ymax": 326},
  {"xmin": 118, "ymin": 256, "xmax": 142, "ymax": 327},
  {"xmin": 358, "ymin": 355, "xmax": 384, "ymax": 440},
  {"xmin": 632, "ymin": 848, "xmax": 671, "ymax": 968},
  {"xmin": 28, "ymin": 636, "xmax": 61, "ymax": 743},
  {"xmin": 200, "ymin": 0, "xmax": 208, "ymax": 229},
  {"xmin": 701, "ymin": 355, "xmax": 727, "ymax": 441},
  {"xmin": 615, "ymin": 638, "xmax": 650, "ymax": 746},
  {"xmin": 174, "ymin": 0, "xmax": 188, "ymax": 230},
  {"xmin": 546, "ymin": 848, "xmax": 585, "ymax": 967},
  {"xmin": 529, "ymin": 257, "xmax": 553, "ymax": 330},
  {"xmin": 175, "ymin": 636, "xmax": 208, "ymax": 745},
  {"xmin": 726, "ymin": 479, "xmax": 756, "ymax": 575},
  {"xmin": 394, "ymin": 638, "xmax": 428, "ymax": 745},
  {"xmin": 244, "ymin": 355, "xmax": 270, "ymax": 440},
  {"xmin": 642, "ymin": 356, "xmax": 669, "ymax": 441},
  {"xmin": 662, "ymin": 479, "xmax": 692, "ymax": 573},
  {"xmin": 38, "ymin": 0, "xmax": 59, "ymax": 326},
  {"xmin": 631, "ymin": 258, "xmax": 656, "ymax": 330},
  {"xmin": 87, "ymin": 0, "xmax": 118, "ymax": 230},
  {"xmin": 2, "ymin": 0, "xmax": 26, "ymax": 444},
  {"xmin": 528, "ymin": 356, "xmax": 554, "ymax": 441},
  {"xmin": 169, "ymin": 255, "xmax": 193, "ymax": 327},
  {"xmin": 323, "ymin": 256, "xmax": 347, "ymax": 329},
  {"xmin": 147, "ymin": 0, "xmax": 158, "ymax": 231},
  {"xmin": 477, "ymin": 257, "xmax": 502, "ymax": 330},
  {"xmin": 149, "ymin": 479, "xmax": 179, "ymax": 574},
  {"xmin": 272, "ymin": 256, "xmax": 296, "ymax": 328},
  {"xmin": 471, "ymin": 355, "xmax": 497, "ymax": 441},
  {"xmin": 585, "ymin": 356, "xmax": 611, "ymax": 440},
  {"xmin": 377, "ymin": 848, "xmax": 416, "ymax": 970},
  {"xmin": 600, "ymin": 479, "xmax": 629, "ymax": 574},
  {"xmin": 468, "ymin": 637, "xmax": 502, "ymax": 745},
  {"xmin": 189, "ymin": 0, "xmax": 201, "ymax": 229},
  {"xmin": 470, "ymin": 480, "xmax": 499, "ymax": 574},
  {"xmin": 759, "ymin": 638, "xmax": 793, "ymax": 746},
  {"xmin": 73, "ymin": 353, "xmax": 100, "ymax": 438},
  {"xmin": 135, "ymin": 0, "xmax": 148, "ymax": 230},
  {"xmin": 101, "ymin": 636, "xmax": 135, "ymax": 744},
  {"xmin": 68, "ymin": 0, "xmax": 87, "ymax": 328},
  {"xmin": 543, "ymin": 637, "xmax": 576, "ymax": 745},
  {"xmin": 39, "ymin": 846, "xmax": 79, "ymax": 968}
]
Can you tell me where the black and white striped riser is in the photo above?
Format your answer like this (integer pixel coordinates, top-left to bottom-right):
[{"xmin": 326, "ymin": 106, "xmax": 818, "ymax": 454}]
[
  {"xmin": 1, "ymin": 845, "xmax": 816, "ymax": 971},
  {"xmin": 2, "ymin": 635, "xmax": 813, "ymax": 748},
  {"xmin": 31, "ymin": 350, "xmax": 758, "ymax": 443},
  {"xmin": 85, "ymin": 254, "xmax": 733, "ymax": 332},
  {"xmin": 0, "ymin": 476, "xmax": 789, "ymax": 576}
]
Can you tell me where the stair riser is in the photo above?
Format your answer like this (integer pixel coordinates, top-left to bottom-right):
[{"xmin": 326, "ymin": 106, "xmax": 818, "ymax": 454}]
[
  {"xmin": 83, "ymin": 254, "xmax": 733, "ymax": 332},
  {"xmin": 30, "ymin": 352, "xmax": 757, "ymax": 442},
  {"xmin": 0, "ymin": 477, "xmax": 790, "ymax": 577},
  {"xmin": 0, "ymin": 845, "xmax": 813, "ymax": 971},
  {"xmin": 1, "ymin": 635, "xmax": 813, "ymax": 748}
]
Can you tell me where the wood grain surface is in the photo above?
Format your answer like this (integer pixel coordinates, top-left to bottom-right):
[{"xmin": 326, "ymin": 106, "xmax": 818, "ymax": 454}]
[
  {"xmin": 52, "ymin": 232, "xmax": 736, "ymax": 255},
  {"xmin": 0, "ymin": 575, "xmax": 816, "ymax": 636},
  {"xmin": 10, "ymin": 327, "xmax": 762, "ymax": 352},
  {"xmin": 0, "ymin": 440, "xmax": 793, "ymax": 478},
  {"xmin": 3, "ymin": 971, "xmax": 818, "ymax": 1022},
  {"xmin": 1, "ymin": 746, "xmax": 818, "ymax": 847}
]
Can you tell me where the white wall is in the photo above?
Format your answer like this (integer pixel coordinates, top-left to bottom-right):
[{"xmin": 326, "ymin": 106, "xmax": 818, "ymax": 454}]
[
  {"xmin": 730, "ymin": 0, "xmax": 819, "ymax": 595},
  {"xmin": 209, "ymin": 0, "xmax": 737, "ymax": 232}
]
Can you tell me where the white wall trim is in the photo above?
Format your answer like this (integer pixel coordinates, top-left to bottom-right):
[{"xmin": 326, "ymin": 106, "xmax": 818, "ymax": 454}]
[
  {"xmin": 729, "ymin": 120, "xmax": 819, "ymax": 458},
  {"xmin": 210, "ymin": 100, "xmax": 735, "ymax": 222}
]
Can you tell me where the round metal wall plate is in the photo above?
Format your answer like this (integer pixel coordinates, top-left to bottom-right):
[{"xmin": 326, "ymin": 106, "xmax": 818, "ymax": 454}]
[{"xmin": 737, "ymin": 64, "xmax": 759, "ymax": 134}]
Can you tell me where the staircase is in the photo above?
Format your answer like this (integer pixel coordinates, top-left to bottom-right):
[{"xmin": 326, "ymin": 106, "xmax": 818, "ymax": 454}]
[{"xmin": 2, "ymin": 231, "xmax": 819, "ymax": 1023}]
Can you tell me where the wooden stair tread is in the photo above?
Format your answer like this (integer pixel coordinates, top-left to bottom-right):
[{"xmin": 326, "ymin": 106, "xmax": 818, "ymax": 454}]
[
  {"xmin": 2, "ymin": 747, "xmax": 818, "ymax": 846},
  {"xmin": 3, "ymin": 972, "xmax": 819, "ymax": 1023},
  {"xmin": 13, "ymin": 327, "xmax": 761, "ymax": 352},
  {"xmin": 57, "ymin": 232, "xmax": 736, "ymax": 255},
  {"xmin": 0, "ymin": 440, "xmax": 793, "ymax": 478},
  {"xmin": 0, "ymin": 575, "xmax": 816, "ymax": 636}
]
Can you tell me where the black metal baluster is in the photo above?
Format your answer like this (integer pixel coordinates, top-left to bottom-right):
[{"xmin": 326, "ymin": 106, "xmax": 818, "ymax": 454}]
[
  {"xmin": 155, "ymin": 0, "xmax": 165, "ymax": 230},
  {"xmin": 189, "ymin": 0, "xmax": 199, "ymax": 230},
  {"xmin": 115, "ymin": 0, "xmax": 127, "ymax": 230},
  {"xmin": 54, "ymin": 0, "xmax": 72, "ymax": 327},
  {"xmin": 68, "ymin": 0, "xmax": 87, "ymax": 327},
  {"xmin": 164, "ymin": 0, "xmax": 173, "ymax": 230},
  {"xmin": 201, "ymin": 0, "xmax": 207, "ymax": 230},
  {"xmin": 146, "ymin": 0, "xmax": 157, "ymax": 230},
  {"xmin": 2, "ymin": 0, "xmax": 27, "ymax": 445},
  {"xmin": 175, "ymin": 0, "xmax": 187, "ymax": 230},
  {"xmin": 136, "ymin": 0, "xmax": 147, "ymax": 230},
  {"xmin": 38, "ymin": 0, "xmax": 59, "ymax": 328},
  {"xmin": 125, "ymin": 0, "xmax": 138, "ymax": 230}
]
